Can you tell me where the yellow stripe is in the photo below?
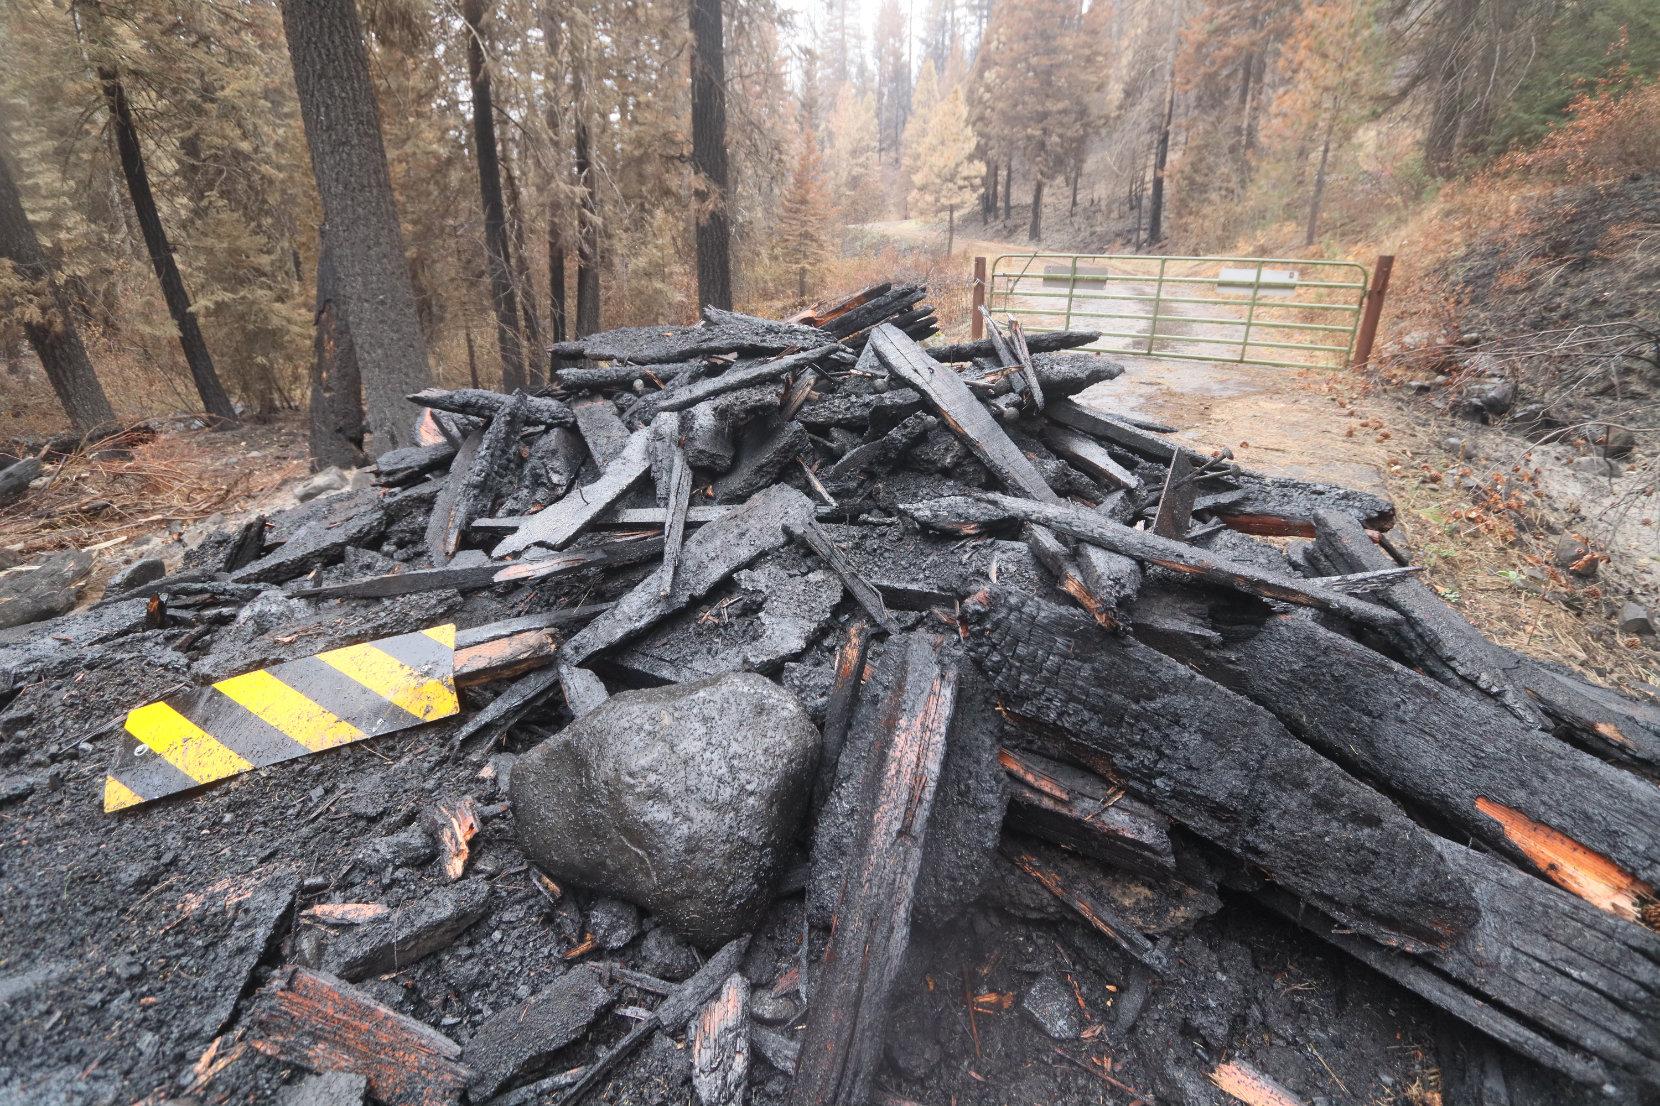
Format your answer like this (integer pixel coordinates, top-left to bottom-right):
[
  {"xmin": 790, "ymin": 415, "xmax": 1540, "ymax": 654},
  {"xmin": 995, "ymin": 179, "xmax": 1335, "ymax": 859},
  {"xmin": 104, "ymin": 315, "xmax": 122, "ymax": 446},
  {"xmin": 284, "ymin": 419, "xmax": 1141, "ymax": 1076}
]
[
  {"xmin": 422, "ymin": 624, "xmax": 457, "ymax": 649},
  {"xmin": 213, "ymin": 668, "xmax": 367, "ymax": 753},
  {"xmin": 103, "ymin": 776, "xmax": 143, "ymax": 813},
  {"xmin": 315, "ymin": 641, "xmax": 458, "ymax": 723},
  {"xmin": 125, "ymin": 701, "xmax": 253, "ymax": 785}
]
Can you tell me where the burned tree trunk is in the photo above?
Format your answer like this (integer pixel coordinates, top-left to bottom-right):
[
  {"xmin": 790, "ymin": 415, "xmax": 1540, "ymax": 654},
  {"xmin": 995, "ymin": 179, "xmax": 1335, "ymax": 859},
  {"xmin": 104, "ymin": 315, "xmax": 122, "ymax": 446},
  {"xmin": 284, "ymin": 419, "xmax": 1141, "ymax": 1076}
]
[
  {"xmin": 789, "ymin": 633, "xmax": 959, "ymax": 1106},
  {"xmin": 573, "ymin": 68, "xmax": 601, "ymax": 338},
  {"xmin": 282, "ymin": 0, "xmax": 433, "ymax": 451},
  {"xmin": 462, "ymin": 0, "xmax": 528, "ymax": 392},
  {"xmin": 1147, "ymin": 71, "xmax": 1174, "ymax": 244},
  {"xmin": 1028, "ymin": 177, "xmax": 1043, "ymax": 241},
  {"xmin": 97, "ymin": 66, "xmax": 236, "ymax": 424},
  {"xmin": 540, "ymin": 4, "xmax": 567, "ymax": 348},
  {"xmin": 689, "ymin": 0, "xmax": 733, "ymax": 310},
  {"xmin": 963, "ymin": 587, "xmax": 1478, "ymax": 952},
  {"xmin": 0, "ymin": 136, "xmax": 113, "ymax": 430},
  {"xmin": 308, "ymin": 241, "xmax": 366, "ymax": 470}
]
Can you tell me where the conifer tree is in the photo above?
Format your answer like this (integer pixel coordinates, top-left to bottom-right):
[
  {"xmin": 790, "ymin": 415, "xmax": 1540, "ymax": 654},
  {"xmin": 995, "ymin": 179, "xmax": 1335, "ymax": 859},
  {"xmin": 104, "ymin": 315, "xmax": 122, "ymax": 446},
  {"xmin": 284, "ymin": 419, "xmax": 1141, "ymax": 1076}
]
[
  {"xmin": 776, "ymin": 121, "xmax": 834, "ymax": 300},
  {"xmin": 907, "ymin": 84, "xmax": 981, "ymax": 254}
]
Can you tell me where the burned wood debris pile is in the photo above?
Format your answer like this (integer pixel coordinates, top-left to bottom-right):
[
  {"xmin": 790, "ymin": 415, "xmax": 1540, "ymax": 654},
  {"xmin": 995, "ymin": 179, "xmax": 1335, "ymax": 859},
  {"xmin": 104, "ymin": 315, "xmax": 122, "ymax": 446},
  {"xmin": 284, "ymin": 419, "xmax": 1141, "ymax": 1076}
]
[{"xmin": 2, "ymin": 282, "xmax": 1659, "ymax": 1106}]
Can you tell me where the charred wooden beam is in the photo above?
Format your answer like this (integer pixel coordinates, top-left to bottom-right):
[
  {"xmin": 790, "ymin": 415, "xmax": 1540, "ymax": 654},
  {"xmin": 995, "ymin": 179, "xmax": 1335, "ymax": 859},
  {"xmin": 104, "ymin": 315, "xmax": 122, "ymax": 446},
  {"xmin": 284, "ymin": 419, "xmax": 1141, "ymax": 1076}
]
[
  {"xmin": 963, "ymin": 587, "xmax": 1478, "ymax": 951},
  {"xmin": 571, "ymin": 396, "xmax": 631, "ymax": 467},
  {"xmin": 652, "ymin": 412, "xmax": 693, "ymax": 596},
  {"xmin": 425, "ymin": 430, "xmax": 482, "ymax": 564},
  {"xmin": 410, "ymin": 387, "xmax": 571, "ymax": 427},
  {"xmin": 795, "ymin": 388, "xmax": 924, "ymax": 431},
  {"xmin": 910, "ymin": 493, "xmax": 1402, "ymax": 627},
  {"xmin": 1151, "ymin": 451, "xmax": 1197, "ymax": 540},
  {"xmin": 713, "ymin": 420, "xmax": 810, "ymax": 503},
  {"xmin": 491, "ymin": 428, "xmax": 650, "ymax": 556},
  {"xmin": 1313, "ymin": 509, "xmax": 1543, "ymax": 725},
  {"xmin": 788, "ymin": 523, "xmax": 898, "ymax": 633},
  {"xmin": 999, "ymin": 745, "xmax": 1175, "ymax": 876},
  {"xmin": 691, "ymin": 973, "xmax": 751, "ymax": 1106},
  {"xmin": 1498, "ymin": 658, "xmax": 1660, "ymax": 776},
  {"xmin": 553, "ymin": 359, "xmax": 705, "ymax": 391},
  {"xmin": 503, "ymin": 427, "xmax": 584, "ymax": 514},
  {"xmin": 549, "ymin": 312, "xmax": 831, "ymax": 364},
  {"xmin": 925, "ymin": 329, "xmax": 1100, "ymax": 364},
  {"xmin": 821, "ymin": 285, "xmax": 926, "ymax": 341},
  {"xmin": 1001, "ymin": 838, "xmax": 1168, "ymax": 973},
  {"xmin": 1006, "ymin": 319, "xmax": 1044, "ymax": 410},
  {"xmin": 813, "ymin": 620, "xmax": 873, "ymax": 814},
  {"xmin": 632, "ymin": 345, "xmax": 842, "ymax": 421},
  {"xmin": 1040, "ymin": 425, "xmax": 1138, "ymax": 491},
  {"xmin": 1215, "ymin": 474, "xmax": 1395, "ymax": 536},
  {"xmin": 867, "ymin": 325, "xmax": 1056, "ymax": 502},
  {"xmin": 248, "ymin": 967, "xmax": 470, "ymax": 1106},
  {"xmin": 1048, "ymin": 397, "xmax": 1226, "ymax": 470},
  {"xmin": 1144, "ymin": 601, "xmax": 1660, "ymax": 921},
  {"xmin": 789, "ymin": 632, "xmax": 959, "ymax": 1106},
  {"xmin": 794, "ymin": 282, "xmax": 891, "ymax": 329},
  {"xmin": 436, "ymin": 392, "xmax": 527, "ymax": 560},
  {"xmin": 684, "ymin": 384, "xmax": 785, "ymax": 470},
  {"xmin": 964, "ymin": 352, "xmax": 1123, "ymax": 403},
  {"xmin": 560, "ymin": 483, "xmax": 816, "ymax": 665},
  {"xmin": 819, "ymin": 412, "xmax": 936, "ymax": 496}
]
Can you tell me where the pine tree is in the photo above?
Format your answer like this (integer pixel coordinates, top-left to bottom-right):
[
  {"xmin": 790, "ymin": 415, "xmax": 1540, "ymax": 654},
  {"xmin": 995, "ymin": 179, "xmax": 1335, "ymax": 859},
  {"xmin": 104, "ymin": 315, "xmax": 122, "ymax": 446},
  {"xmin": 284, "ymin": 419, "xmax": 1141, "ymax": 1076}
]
[
  {"xmin": 824, "ymin": 85, "xmax": 879, "ymax": 222},
  {"xmin": 776, "ymin": 121, "xmax": 834, "ymax": 300},
  {"xmin": 907, "ymin": 84, "xmax": 981, "ymax": 254}
]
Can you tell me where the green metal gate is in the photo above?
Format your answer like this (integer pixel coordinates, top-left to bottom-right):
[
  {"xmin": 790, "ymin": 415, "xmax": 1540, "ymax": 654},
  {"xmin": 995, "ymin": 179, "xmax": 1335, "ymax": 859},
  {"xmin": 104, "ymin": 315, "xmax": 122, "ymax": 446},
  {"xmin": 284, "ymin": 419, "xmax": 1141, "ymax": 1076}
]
[{"xmin": 983, "ymin": 253, "xmax": 1375, "ymax": 370}]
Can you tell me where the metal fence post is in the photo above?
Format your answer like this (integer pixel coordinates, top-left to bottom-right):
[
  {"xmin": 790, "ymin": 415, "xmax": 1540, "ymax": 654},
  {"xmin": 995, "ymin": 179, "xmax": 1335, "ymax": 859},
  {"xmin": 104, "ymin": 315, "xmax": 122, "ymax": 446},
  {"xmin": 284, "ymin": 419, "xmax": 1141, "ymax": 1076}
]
[
  {"xmin": 1350, "ymin": 255, "xmax": 1395, "ymax": 369},
  {"xmin": 971, "ymin": 256, "xmax": 987, "ymax": 340}
]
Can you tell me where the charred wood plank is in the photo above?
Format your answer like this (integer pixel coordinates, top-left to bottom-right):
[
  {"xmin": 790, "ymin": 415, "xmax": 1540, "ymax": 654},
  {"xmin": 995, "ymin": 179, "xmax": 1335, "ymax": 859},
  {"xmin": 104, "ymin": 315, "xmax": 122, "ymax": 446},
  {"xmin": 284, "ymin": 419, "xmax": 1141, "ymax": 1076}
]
[
  {"xmin": 571, "ymin": 396, "xmax": 630, "ymax": 467},
  {"xmin": 911, "ymin": 493, "xmax": 1402, "ymax": 627},
  {"xmin": 553, "ymin": 359, "xmax": 705, "ymax": 391},
  {"xmin": 560, "ymin": 483, "xmax": 815, "ymax": 665},
  {"xmin": 867, "ymin": 324, "xmax": 1055, "ymax": 501},
  {"xmin": 691, "ymin": 973, "xmax": 751, "ymax": 1106},
  {"xmin": 964, "ymin": 352, "xmax": 1123, "ymax": 402},
  {"xmin": 926, "ymin": 330, "xmax": 1100, "ymax": 364},
  {"xmin": 1147, "ymin": 603, "xmax": 1660, "ymax": 919},
  {"xmin": 1001, "ymin": 839, "xmax": 1168, "ymax": 973},
  {"xmin": 549, "ymin": 312, "xmax": 831, "ymax": 364},
  {"xmin": 789, "ymin": 524, "xmax": 897, "ymax": 632},
  {"xmin": 821, "ymin": 285, "xmax": 926, "ymax": 340},
  {"xmin": 411, "ymin": 387, "xmax": 571, "ymax": 427},
  {"xmin": 492, "ymin": 536, "xmax": 664, "ymax": 582},
  {"xmin": 1022, "ymin": 523, "xmax": 1123, "ymax": 630},
  {"xmin": 795, "ymin": 388, "xmax": 924, "ymax": 431},
  {"xmin": 813, "ymin": 620, "xmax": 873, "ymax": 814},
  {"xmin": 1151, "ymin": 451, "xmax": 1197, "ymax": 540},
  {"xmin": 1263, "ymin": 835, "xmax": 1660, "ymax": 1088},
  {"xmin": 1313, "ymin": 509, "xmax": 1542, "ymax": 725},
  {"xmin": 713, "ymin": 420, "xmax": 810, "ymax": 503},
  {"xmin": 437, "ymin": 392, "xmax": 526, "ymax": 560},
  {"xmin": 999, "ymin": 746, "xmax": 1175, "ymax": 876},
  {"xmin": 223, "ymin": 513, "xmax": 269, "ymax": 572},
  {"xmin": 962, "ymin": 587, "xmax": 1478, "ymax": 951},
  {"xmin": 249, "ymin": 966, "xmax": 470, "ymax": 1106},
  {"xmin": 295, "ymin": 557, "xmax": 501, "ymax": 599},
  {"xmin": 819, "ymin": 412, "xmax": 936, "ymax": 496},
  {"xmin": 1039, "ymin": 426, "xmax": 1138, "ymax": 492},
  {"xmin": 633, "ymin": 345, "xmax": 842, "ymax": 422},
  {"xmin": 1216, "ymin": 473, "xmax": 1395, "ymax": 536},
  {"xmin": 1048, "ymin": 397, "xmax": 1225, "ymax": 470},
  {"xmin": 426, "ymin": 431, "xmax": 483, "ymax": 563},
  {"xmin": 1007, "ymin": 319, "xmax": 1044, "ymax": 410},
  {"xmin": 684, "ymin": 384, "xmax": 784, "ymax": 470},
  {"xmin": 652, "ymin": 412, "xmax": 693, "ymax": 596},
  {"xmin": 794, "ymin": 282, "xmax": 891, "ymax": 329},
  {"xmin": 491, "ymin": 428, "xmax": 650, "ymax": 556},
  {"xmin": 788, "ymin": 633, "xmax": 959, "ymax": 1106},
  {"xmin": 1500, "ymin": 659, "xmax": 1660, "ymax": 775},
  {"xmin": 504, "ymin": 427, "xmax": 585, "ymax": 514},
  {"xmin": 375, "ymin": 443, "xmax": 456, "ymax": 483}
]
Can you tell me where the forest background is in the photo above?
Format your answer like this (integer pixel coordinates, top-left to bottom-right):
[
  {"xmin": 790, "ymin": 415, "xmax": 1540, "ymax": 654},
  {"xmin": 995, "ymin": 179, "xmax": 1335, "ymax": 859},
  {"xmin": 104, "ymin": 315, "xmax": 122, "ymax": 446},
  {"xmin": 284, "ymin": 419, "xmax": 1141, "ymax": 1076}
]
[{"xmin": 0, "ymin": 0, "xmax": 1656, "ymax": 463}]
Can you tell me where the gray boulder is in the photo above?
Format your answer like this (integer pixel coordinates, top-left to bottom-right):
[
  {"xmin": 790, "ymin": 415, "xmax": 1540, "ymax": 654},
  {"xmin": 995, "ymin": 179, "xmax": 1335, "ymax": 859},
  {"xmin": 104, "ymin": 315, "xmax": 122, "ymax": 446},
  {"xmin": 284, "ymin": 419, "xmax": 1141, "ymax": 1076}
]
[{"xmin": 512, "ymin": 672, "xmax": 819, "ymax": 949}]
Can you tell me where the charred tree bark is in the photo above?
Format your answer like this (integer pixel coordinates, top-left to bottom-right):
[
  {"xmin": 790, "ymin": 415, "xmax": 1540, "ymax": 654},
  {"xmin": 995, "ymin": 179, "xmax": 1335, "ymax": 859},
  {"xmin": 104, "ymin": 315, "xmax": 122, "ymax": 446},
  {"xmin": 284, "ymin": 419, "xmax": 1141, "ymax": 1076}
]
[
  {"xmin": 503, "ymin": 159, "xmax": 543, "ymax": 386},
  {"xmin": 1002, "ymin": 159, "xmax": 1012, "ymax": 221},
  {"xmin": 307, "ymin": 242, "xmax": 365, "ymax": 470},
  {"xmin": 282, "ymin": 0, "xmax": 433, "ymax": 452},
  {"xmin": 572, "ymin": 68, "xmax": 601, "ymax": 338},
  {"xmin": 1305, "ymin": 118, "xmax": 1333, "ymax": 247},
  {"xmin": 97, "ymin": 67, "xmax": 236, "ymax": 424},
  {"xmin": 541, "ymin": 6, "xmax": 568, "ymax": 348},
  {"xmin": 689, "ymin": 0, "xmax": 733, "ymax": 310},
  {"xmin": 1028, "ymin": 178, "xmax": 1043, "ymax": 241},
  {"xmin": 1147, "ymin": 72, "xmax": 1175, "ymax": 245},
  {"xmin": 0, "ymin": 138, "xmax": 114, "ymax": 429},
  {"xmin": 462, "ymin": 0, "xmax": 528, "ymax": 393}
]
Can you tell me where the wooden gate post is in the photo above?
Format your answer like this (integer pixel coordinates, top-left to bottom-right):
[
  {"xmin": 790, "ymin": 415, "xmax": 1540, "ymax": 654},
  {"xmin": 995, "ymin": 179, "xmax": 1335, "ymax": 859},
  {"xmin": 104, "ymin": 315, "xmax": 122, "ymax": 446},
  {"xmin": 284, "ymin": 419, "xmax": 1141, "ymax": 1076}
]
[
  {"xmin": 971, "ymin": 256, "xmax": 987, "ymax": 340},
  {"xmin": 1350, "ymin": 254, "xmax": 1394, "ymax": 369}
]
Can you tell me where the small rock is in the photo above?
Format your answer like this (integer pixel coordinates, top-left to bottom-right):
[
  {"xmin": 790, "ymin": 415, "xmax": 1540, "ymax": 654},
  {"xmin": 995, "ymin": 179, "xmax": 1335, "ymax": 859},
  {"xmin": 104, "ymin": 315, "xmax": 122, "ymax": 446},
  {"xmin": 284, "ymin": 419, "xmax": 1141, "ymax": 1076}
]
[
  {"xmin": 355, "ymin": 824, "xmax": 437, "ymax": 872},
  {"xmin": 1020, "ymin": 973, "xmax": 1085, "ymax": 1040},
  {"xmin": 277, "ymin": 1071, "xmax": 369, "ymax": 1106},
  {"xmin": 637, "ymin": 925, "xmax": 701, "ymax": 982},
  {"xmin": 1570, "ymin": 455, "xmax": 1622, "ymax": 478},
  {"xmin": 108, "ymin": 558, "xmax": 166, "ymax": 593},
  {"xmin": 1458, "ymin": 378, "xmax": 1516, "ymax": 419},
  {"xmin": 1590, "ymin": 423, "xmax": 1637, "ymax": 459},
  {"xmin": 1554, "ymin": 535, "xmax": 1600, "ymax": 579},
  {"xmin": 511, "ymin": 673, "xmax": 820, "ymax": 949},
  {"xmin": 293, "ymin": 466, "xmax": 350, "ymax": 502},
  {"xmin": 0, "ymin": 774, "xmax": 35, "ymax": 806},
  {"xmin": 463, "ymin": 963, "xmax": 615, "ymax": 1100},
  {"xmin": 1441, "ymin": 436, "xmax": 1475, "ymax": 460},
  {"xmin": 585, "ymin": 897, "xmax": 641, "ymax": 951},
  {"xmin": 749, "ymin": 989, "xmax": 797, "ymax": 1025},
  {"xmin": 1618, "ymin": 603, "xmax": 1655, "ymax": 637},
  {"xmin": 0, "ymin": 550, "xmax": 93, "ymax": 631}
]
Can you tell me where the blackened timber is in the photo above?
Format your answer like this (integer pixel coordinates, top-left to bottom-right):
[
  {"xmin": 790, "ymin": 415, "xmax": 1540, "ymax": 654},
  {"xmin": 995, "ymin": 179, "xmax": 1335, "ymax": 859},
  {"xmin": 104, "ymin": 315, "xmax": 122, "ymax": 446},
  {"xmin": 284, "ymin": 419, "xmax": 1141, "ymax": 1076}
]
[
  {"xmin": 1313, "ymin": 509, "xmax": 1542, "ymax": 725},
  {"xmin": 504, "ymin": 427, "xmax": 584, "ymax": 513},
  {"xmin": 819, "ymin": 413, "xmax": 936, "ymax": 495},
  {"xmin": 1215, "ymin": 473, "xmax": 1396, "ymax": 536},
  {"xmin": 438, "ymin": 391, "xmax": 526, "ymax": 559},
  {"xmin": 684, "ymin": 385, "xmax": 783, "ymax": 470},
  {"xmin": 554, "ymin": 359, "xmax": 704, "ymax": 390},
  {"xmin": 572, "ymin": 396, "xmax": 631, "ymax": 467},
  {"xmin": 548, "ymin": 312, "xmax": 831, "ymax": 363},
  {"xmin": 691, "ymin": 973, "xmax": 750, "ymax": 1106},
  {"xmin": 962, "ymin": 588, "xmax": 1477, "ymax": 952},
  {"xmin": 795, "ymin": 282, "xmax": 890, "ymax": 329},
  {"xmin": 912, "ymin": 492, "xmax": 1403, "ymax": 627},
  {"xmin": 788, "ymin": 633, "xmax": 959, "ymax": 1106},
  {"xmin": 1150, "ymin": 605, "xmax": 1660, "ymax": 919},
  {"xmin": 425, "ymin": 430, "xmax": 482, "ymax": 563},
  {"xmin": 632, "ymin": 345, "xmax": 842, "ymax": 420},
  {"xmin": 867, "ymin": 325, "xmax": 1056, "ymax": 502},
  {"xmin": 965, "ymin": 353, "xmax": 1123, "ymax": 402},
  {"xmin": 820, "ymin": 285, "xmax": 926, "ymax": 340},
  {"xmin": 410, "ymin": 387, "xmax": 571, "ymax": 426},
  {"xmin": 713, "ymin": 420, "xmax": 810, "ymax": 503},
  {"xmin": 560, "ymin": 483, "xmax": 815, "ymax": 665},
  {"xmin": 1151, "ymin": 451, "xmax": 1197, "ymax": 540},
  {"xmin": 1002, "ymin": 839, "xmax": 1168, "ymax": 973},
  {"xmin": 653, "ymin": 412, "xmax": 693, "ymax": 596},
  {"xmin": 796, "ymin": 388, "xmax": 923, "ymax": 431},
  {"xmin": 789, "ymin": 524, "xmax": 898, "ymax": 633},
  {"xmin": 295, "ymin": 558, "xmax": 502, "ymax": 599},
  {"xmin": 223, "ymin": 513, "xmax": 268, "ymax": 572},
  {"xmin": 1048, "ymin": 397, "xmax": 1223, "ymax": 470},
  {"xmin": 1498, "ymin": 658, "xmax": 1660, "ymax": 775},
  {"xmin": 813, "ymin": 620, "xmax": 873, "ymax": 814},
  {"xmin": 999, "ymin": 746, "xmax": 1175, "ymax": 876},
  {"xmin": 926, "ymin": 329, "xmax": 1100, "ymax": 364},
  {"xmin": 1007, "ymin": 320, "xmax": 1044, "ymax": 410},
  {"xmin": 493, "ymin": 537, "xmax": 664, "ymax": 583},
  {"xmin": 491, "ymin": 428, "xmax": 650, "ymax": 556},
  {"xmin": 248, "ymin": 967, "xmax": 470, "ymax": 1106},
  {"xmin": 1023, "ymin": 523, "xmax": 1120, "ymax": 630}
]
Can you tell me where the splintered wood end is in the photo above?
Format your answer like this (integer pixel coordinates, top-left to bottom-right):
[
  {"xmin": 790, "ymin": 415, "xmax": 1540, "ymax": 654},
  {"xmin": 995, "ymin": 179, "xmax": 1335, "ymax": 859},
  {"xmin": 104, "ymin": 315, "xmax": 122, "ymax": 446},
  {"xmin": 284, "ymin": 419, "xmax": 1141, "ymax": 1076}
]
[{"xmin": 1476, "ymin": 796, "xmax": 1656, "ymax": 923}]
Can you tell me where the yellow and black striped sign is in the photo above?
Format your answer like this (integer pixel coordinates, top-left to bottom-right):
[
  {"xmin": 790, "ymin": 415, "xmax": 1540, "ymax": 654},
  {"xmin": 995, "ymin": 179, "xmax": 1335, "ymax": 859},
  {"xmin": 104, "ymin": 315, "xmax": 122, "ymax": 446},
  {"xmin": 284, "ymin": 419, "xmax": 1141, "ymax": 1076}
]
[{"xmin": 104, "ymin": 625, "xmax": 460, "ymax": 812}]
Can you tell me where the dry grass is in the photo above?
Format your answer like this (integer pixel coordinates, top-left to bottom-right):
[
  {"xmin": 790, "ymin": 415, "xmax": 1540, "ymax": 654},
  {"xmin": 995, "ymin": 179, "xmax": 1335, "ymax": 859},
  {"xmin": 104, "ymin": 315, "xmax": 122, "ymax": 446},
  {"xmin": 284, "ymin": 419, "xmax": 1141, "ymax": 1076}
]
[{"xmin": 0, "ymin": 420, "xmax": 306, "ymax": 561}]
